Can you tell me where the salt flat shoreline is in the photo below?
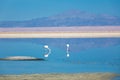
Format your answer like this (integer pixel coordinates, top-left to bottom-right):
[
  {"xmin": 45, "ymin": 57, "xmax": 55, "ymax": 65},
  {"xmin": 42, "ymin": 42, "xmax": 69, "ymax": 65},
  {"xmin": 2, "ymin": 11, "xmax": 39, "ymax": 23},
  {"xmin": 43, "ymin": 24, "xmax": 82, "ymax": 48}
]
[
  {"xmin": 0, "ymin": 73, "xmax": 119, "ymax": 80},
  {"xmin": 0, "ymin": 26, "xmax": 120, "ymax": 32},
  {"xmin": 0, "ymin": 26, "xmax": 120, "ymax": 38}
]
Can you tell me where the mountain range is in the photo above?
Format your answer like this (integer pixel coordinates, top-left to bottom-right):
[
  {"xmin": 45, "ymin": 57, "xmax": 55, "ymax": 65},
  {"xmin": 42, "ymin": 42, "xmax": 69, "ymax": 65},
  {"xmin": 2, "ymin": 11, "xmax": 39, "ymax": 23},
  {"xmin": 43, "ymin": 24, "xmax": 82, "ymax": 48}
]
[{"xmin": 0, "ymin": 10, "xmax": 120, "ymax": 27}]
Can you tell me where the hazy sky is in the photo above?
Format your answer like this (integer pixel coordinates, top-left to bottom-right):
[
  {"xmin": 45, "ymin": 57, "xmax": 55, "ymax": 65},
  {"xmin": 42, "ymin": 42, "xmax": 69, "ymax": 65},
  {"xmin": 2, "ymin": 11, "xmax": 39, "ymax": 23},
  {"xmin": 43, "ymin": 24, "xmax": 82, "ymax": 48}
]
[{"xmin": 0, "ymin": 0, "xmax": 120, "ymax": 21}]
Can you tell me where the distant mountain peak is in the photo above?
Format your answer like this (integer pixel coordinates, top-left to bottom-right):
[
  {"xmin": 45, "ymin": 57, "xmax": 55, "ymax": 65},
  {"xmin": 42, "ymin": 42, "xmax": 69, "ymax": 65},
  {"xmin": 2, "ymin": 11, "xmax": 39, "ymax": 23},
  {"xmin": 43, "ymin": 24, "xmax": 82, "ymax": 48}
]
[{"xmin": 0, "ymin": 10, "xmax": 120, "ymax": 27}]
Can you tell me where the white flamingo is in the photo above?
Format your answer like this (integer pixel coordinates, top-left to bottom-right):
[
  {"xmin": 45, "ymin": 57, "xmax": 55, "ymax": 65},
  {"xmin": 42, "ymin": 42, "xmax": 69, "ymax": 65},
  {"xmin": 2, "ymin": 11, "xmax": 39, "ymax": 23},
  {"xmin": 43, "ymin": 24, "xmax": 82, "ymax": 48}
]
[
  {"xmin": 44, "ymin": 45, "xmax": 51, "ymax": 58},
  {"xmin": 66, "ymin": 44, "xmax": 70, "ymax": 57}
]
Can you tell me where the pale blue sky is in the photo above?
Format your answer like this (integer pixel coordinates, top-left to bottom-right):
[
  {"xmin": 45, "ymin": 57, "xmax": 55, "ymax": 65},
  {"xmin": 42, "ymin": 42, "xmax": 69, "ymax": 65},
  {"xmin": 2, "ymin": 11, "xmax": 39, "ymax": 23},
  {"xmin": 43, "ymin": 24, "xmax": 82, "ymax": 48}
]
[{"xmin": 0, "ymin": 0, "xmax": 120, "ymax": 21}]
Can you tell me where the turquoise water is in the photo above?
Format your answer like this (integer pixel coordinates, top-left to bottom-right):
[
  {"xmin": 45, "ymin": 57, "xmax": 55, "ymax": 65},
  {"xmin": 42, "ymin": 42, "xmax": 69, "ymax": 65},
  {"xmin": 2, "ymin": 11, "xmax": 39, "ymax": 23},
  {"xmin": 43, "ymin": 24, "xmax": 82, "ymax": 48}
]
[{"xmin": 0, "ymin": 38, "xmax": 120, "ymax": 74}]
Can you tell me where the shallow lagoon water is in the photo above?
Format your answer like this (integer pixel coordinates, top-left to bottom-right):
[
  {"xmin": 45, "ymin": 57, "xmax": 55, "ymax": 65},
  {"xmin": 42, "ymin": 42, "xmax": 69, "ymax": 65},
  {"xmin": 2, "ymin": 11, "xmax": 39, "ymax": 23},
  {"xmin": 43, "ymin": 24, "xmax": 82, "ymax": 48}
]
[{"xmin": 0, "ymin": 38, "xmax": 120, "ymax": 74}]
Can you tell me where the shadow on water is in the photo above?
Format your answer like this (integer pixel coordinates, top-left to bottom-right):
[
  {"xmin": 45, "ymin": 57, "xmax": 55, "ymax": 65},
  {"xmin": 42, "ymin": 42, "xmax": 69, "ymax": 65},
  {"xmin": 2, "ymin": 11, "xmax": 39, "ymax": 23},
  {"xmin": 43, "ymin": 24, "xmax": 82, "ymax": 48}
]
[{"xmin": 0, "ymin": 59, "xmax": 46, "ymax": 61}]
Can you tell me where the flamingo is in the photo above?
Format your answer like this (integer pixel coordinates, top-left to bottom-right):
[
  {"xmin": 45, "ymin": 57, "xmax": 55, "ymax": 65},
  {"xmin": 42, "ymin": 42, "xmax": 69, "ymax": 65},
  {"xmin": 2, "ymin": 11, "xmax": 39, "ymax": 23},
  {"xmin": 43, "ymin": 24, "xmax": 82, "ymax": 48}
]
[
  {"xmin": 44, "ymin": 45, "xmax": 51, "ymax": 58},
  {"xmin": 66, "ymin": 44, "xmax": 70, "ymax": 57}
]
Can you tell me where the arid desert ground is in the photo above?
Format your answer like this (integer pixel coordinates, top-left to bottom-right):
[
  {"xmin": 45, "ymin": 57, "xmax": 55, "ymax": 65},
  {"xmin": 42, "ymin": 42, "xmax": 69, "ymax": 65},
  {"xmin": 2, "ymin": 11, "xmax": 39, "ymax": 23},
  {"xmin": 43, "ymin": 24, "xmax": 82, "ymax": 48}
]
[{"xmin": 0, "ymin": 73, "xmax": 119, "ymax": 80}]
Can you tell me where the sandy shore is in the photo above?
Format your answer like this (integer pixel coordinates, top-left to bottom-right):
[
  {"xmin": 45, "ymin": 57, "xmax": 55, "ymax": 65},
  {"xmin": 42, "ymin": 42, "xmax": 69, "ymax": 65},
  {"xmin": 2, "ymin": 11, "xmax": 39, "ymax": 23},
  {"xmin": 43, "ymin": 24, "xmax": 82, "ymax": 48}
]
[
  {"xmin": 0, "ymin": 73, "xmax": 119, "ymax": 80},
  {"xmin": 0, "ymin": 32, "xmax": 120, "ymax": 38},
  {"xmin": 0, "ymin": 27, "xmax": 120, "ymax": 38}
]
